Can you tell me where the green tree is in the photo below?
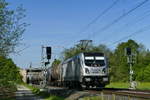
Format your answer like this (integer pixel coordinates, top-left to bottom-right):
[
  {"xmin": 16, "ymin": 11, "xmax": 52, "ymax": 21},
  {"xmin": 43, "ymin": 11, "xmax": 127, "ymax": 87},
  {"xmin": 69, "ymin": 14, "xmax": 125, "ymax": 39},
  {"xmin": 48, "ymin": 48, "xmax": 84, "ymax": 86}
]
[
  {"xmin": 62, "ymin": 42, "xmax": 92, "ymax": 60},
  {"xmin": 0, "ymin": 56, "xmax": 22, "ymax": 83},
  {"xmin": 51, "ymin": 59, "xmax": 61, "ymax": 68},
  {"xmin": 110, "ymin": 39, "xmax": 139, "ymax": 82},
  {"xmin": 135, "ymin": 50, "xmax": 150, "ymax": 81},
  {"xmin": 143, "ymin": 64, "xmax": 150, "ymax": 81},
  {"xmin": 0, "ymin": 0, "xmax": 26, "ymax": 94},
  {"xmin": 62, "ymin": 42, "xmax": 111, "ymax": 60},
  {"xmin": 0, "ymin": 56, "xmax": 21, "ymax": 96},
  {"xmin": 0, "ymin": 0, "xmax": 27, "ymax": 56}
]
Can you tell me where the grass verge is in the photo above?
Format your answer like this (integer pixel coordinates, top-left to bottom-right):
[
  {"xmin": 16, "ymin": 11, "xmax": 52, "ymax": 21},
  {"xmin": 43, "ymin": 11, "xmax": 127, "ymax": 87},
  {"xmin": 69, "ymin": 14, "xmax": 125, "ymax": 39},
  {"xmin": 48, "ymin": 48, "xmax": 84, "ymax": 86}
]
[
  {"xmin": 81, "ymin": 96, "xmax": 102, "ymax": 100},
  {"xmin": 45, "ymin": 96, "xmax": 64, "ymax": 100},
  {"xmin": 0, "ymin": 80, "xmax": 17, "ymax": 100},
  {"xmin": 106, "ymin": 82, "xmax": 130, "ymax": 88},
  {"xmin": 24, "ymin": 84, "xmax": 64, "ymax": 100},
  {"xmin": 106, "ymin": 82, "xmax": 150, "ymax": 90},
  {"xmin": 136, "ymin": 82, "xmax": 150, "ymax": 90}
]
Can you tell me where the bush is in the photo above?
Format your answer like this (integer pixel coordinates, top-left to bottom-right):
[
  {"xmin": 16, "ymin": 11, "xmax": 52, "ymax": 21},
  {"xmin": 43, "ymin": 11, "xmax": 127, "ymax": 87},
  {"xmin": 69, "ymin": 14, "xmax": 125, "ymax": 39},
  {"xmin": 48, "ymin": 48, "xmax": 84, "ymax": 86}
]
[
  {"xmin": 0, "ymin": 56, "xmax": 21, "ymax": 98},
  {"xmin": 0, "ymin": 79, "xmax": 17, "ymax": 92},
  {"xmin": 143, "ymin": 64, "xmax": 150, "ymax": 81},
  {"xmin": 0, "ymin": 56, "xmax": 22, "ymax": 83}
]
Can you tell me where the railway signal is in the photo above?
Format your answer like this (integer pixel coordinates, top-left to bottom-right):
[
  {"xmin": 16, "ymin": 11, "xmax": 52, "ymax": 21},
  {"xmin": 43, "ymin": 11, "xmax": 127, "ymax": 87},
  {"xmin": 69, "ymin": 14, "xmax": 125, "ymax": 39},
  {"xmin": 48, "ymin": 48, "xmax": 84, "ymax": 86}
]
[
  {"xmin": 125, "ymin": 47, "xmax": 132, "ymax": 56},
  {"xmin": 46, "ymin": 47, "xmax": 51, "ymax": 60},
  {"xmin": 125, "ymin": 47, "xmax": 137, "ymax": 89},
  {"xmin": 41, "ymin": 45, "xmax": 52, "ymax": 88}
]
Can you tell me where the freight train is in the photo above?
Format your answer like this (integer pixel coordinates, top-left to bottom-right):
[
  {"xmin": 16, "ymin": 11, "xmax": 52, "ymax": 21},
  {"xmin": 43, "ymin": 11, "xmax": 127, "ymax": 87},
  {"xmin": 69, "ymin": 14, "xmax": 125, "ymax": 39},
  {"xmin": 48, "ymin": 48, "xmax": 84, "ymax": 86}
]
[
  {"xmin": 26, "ymin": 68, "xmax": 44, "ymax": 85},
  {"xmin": 47, "ymin": 52, "xmax": 109, "ymax": 88}
]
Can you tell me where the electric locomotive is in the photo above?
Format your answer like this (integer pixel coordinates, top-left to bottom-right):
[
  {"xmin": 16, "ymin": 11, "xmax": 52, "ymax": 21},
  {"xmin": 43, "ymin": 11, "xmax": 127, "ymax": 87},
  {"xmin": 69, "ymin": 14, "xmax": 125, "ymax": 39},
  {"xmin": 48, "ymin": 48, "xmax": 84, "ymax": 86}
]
[{"xmin": 48, "ymin": 52, "xmax": 109, "ymax": 88}]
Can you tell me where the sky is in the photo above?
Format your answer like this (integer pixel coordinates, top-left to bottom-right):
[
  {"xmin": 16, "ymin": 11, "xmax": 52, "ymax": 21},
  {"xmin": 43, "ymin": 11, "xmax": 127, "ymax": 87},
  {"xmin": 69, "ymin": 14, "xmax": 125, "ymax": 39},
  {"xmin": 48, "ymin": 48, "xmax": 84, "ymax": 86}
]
[{"xmin": 6, "ymin": 0, "xmax": 150, "ymax": 69}]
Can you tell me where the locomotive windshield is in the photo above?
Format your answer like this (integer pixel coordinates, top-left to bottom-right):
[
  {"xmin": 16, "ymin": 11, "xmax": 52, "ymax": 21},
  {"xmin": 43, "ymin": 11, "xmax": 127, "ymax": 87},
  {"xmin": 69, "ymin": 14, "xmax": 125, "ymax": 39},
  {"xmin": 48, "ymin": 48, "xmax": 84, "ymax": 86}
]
[{"xmin": 84, "ymin": 53, "xmax": 105, "ymax": 67}]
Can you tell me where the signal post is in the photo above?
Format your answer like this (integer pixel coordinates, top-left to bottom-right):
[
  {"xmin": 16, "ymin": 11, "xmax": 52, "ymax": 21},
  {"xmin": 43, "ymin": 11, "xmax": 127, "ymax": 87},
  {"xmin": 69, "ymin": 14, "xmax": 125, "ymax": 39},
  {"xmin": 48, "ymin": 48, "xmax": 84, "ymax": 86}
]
[
  {"xmin": 125, "ymin": 48, "xmax": 137, "ymax": 89},
  {"xmin": 41, "ymin": 46, "xmax": 51, "ymax": 87}
]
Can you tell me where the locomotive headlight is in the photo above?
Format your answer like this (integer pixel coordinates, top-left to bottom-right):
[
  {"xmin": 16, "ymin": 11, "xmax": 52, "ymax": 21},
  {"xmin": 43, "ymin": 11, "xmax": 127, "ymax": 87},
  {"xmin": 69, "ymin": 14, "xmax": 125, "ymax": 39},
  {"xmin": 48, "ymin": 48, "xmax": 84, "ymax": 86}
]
[
  {"xmin": 85, "ymin": 68, "xmax": 90, "ymax": 74},
  {"xmin": 103, "ymin": 77, "xmax": 108, "ymax": 81},
  {"xmin": 85, "ymin": 78, "xmax": 91, "ymax": 82}
]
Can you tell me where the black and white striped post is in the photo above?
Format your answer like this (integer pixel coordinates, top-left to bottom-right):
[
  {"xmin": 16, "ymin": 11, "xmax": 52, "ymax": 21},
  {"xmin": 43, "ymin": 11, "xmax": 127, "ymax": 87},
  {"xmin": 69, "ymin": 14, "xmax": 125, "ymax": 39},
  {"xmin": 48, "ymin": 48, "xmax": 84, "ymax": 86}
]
[{"xmin": 125, "ymin": 47, "xmax": 136, "ymax": 89}]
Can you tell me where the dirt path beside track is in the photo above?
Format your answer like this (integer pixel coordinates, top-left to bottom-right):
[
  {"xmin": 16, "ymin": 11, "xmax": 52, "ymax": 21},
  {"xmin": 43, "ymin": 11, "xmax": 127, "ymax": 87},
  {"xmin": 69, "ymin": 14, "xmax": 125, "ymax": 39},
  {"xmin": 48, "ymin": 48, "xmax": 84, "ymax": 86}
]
[{"xmin": 15, "ymin": 85, "xmax": 43, "ymax": 100}]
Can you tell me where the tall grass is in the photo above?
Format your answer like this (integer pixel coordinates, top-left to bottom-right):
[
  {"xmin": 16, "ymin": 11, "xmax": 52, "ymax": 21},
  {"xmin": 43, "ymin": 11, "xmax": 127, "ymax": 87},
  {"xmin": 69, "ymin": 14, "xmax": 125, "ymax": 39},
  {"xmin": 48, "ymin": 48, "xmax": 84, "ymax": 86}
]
[
  {"xmin": 81, "ymin": 96, "xmax": 102, "ymax": 100},
  {"xmin": 136, "ymin": 82, "xmax": 150, "ymax": 90},
  {"xmin": 106, "ymin": 82, "xmax": 150, "ymax": 90},
  {"xmin": 106, "ymin": 82, "xmax": 130, "ymax": 88}
]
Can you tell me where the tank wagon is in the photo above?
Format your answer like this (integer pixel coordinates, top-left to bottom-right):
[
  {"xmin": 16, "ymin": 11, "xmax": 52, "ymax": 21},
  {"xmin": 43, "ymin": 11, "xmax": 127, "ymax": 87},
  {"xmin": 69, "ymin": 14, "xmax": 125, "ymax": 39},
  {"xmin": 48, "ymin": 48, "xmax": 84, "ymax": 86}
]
[
  {"xmin": 26, "ymin": 68, "xmax": 43, "ymax": 85},
  {"xmin": 48, "ymin": 52, "xmax": 109, "ymax": 88}
]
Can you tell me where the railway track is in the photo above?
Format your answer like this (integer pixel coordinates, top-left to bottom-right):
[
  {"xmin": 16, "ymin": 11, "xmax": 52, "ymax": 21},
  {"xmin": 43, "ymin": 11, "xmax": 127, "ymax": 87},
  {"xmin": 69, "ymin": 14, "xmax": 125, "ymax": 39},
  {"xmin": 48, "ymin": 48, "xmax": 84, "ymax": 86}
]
[
  {"xmin": 84, "ymin": 88, "xmax": 150, "ymax": 99},
  {"xmin": 32, "ymin": 84, "xmax": 150, "ymax": 99}
]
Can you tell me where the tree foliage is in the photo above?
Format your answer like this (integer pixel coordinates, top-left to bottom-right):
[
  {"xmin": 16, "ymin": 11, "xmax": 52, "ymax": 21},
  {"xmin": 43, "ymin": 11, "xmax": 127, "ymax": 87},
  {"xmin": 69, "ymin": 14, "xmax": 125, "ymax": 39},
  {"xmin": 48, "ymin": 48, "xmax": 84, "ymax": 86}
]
[
  {"xmin": 0, "ymin": 56, "xmax": 22, "ymax": 83},
  {"xmin": 143, "ymin": 64, "xmax": 150, "ymax": 81},
  {"xmin": 110, "ymin": 40, "xmax": 139, "ymax": 82},
  {"xmin": 62, "ymin": 42, "xmax": 111, "ymax": 60},
  {"xmin": 135, "ymin": 50, "xmax": 150, "ymax": 81},
  {"xmin": 0, "ymin": 0, "xmax": 27, "ymax": 56},
  {"xmin": 51, "ymin": 59, "xmax": 61, "ymax": 67},
  {"xmin": 0, "ymin": 0, "xmax": 25, "ymax": 94},
  {"xmin": 0, "ymin": 56, "xmax": 21, "ymax": 97}
]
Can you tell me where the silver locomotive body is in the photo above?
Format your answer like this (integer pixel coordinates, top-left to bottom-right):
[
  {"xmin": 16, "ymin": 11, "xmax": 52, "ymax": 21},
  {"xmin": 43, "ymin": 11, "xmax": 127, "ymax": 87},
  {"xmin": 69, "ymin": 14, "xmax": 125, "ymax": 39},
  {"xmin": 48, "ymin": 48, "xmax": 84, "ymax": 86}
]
[{"xmin": 60, "ymin": 52, "xmax": 109, "ymax": 88}]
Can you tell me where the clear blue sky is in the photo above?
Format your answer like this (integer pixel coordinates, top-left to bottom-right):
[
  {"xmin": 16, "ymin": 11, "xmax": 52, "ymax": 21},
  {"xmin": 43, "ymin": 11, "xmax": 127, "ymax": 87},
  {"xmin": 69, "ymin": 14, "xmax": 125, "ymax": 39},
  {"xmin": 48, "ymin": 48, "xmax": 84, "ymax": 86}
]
[{"xmin": 7, "ymin": 0, "xmax": 150, "ymax": 68}]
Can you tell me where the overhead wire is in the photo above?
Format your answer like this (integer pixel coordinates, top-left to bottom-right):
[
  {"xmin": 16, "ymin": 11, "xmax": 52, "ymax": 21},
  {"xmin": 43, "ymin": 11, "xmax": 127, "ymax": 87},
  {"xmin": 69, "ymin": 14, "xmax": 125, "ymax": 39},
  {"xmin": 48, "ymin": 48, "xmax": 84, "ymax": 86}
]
[
  {"xmin": 107, "ymin": 24, "xmax": 150, "ymax": 46},
  {"xmin": 78, "ymin": 0, "xmax": 120, "ymax": 34},
  {"xmin": 124, "ymin": 9, "xmax": 150, "ymax": 27},
  {"xmin": 52, "ymin": 0, "xmax": 149, "ymax": 55},
  {"xmin": 90, "ymin": 0, "xmax": 149, "ymax": 40},
  {"xmin": 59, "ymin": 0, "xmax": 120, "ymax": 48},
  {"xmin": 13, "ymin": 45, "xmax": 30, "ymax": 56},
  {"xmin": 97, "ymin": 9, "xmax": 150, "ymax": 43}
]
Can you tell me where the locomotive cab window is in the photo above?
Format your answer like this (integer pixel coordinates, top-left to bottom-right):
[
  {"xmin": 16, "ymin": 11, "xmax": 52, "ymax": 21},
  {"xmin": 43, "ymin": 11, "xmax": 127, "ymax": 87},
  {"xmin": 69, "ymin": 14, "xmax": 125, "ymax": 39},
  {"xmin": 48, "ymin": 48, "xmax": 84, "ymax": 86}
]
[{"xmin": 84, "ymin": 56, "xmax": 105, "ymax": 67}]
